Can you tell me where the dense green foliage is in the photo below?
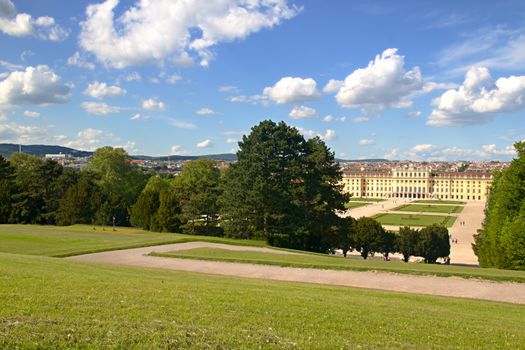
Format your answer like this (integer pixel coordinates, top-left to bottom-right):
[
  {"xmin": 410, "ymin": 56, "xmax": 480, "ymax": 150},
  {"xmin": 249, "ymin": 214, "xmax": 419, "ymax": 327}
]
[
  {"xmin": 2, "ymin": 253, "xmax": 525, "ymax": 349},
  {"xmin": 474, "ymin": 141, "xmax": 525, "ymax": 269},
  {"xmin": 220, "ymin": 120, "xmax": 348, "ymax": 252}
]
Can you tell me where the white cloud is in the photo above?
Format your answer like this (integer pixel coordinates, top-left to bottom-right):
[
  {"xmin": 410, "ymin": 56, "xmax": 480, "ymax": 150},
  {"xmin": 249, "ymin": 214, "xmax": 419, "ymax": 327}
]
[
  {"xmin": 263, "ymin": 77, "xmax": 320, "ymax": 104},
  {"xmin": 0, "ymin": 122, "xmax": 51, "ymax": 143},
  {"xmin": 219, "ymin": 85, "xmax": 240, "ymax": 93},
  {"xmin": 407, "ymin": 111, "xmax": 421, "ymax": 118},
  {"xmin": 169, "ymin": 118, "xmax": 196, "ymax": 129},
  {"xmin": 226, "ymin": 138, "xmax": 238, "ymax": 144},
  {"xmin": 23, "ymin": 110, "xmax": 39, "ymax": 118},
  {"xmin": 227, "ymin": 94, "xmax": 268, "ymax": 105},
  {"xmin": 84, "ymin": 81, "xmax": 126, "ymax": 99},
  {"xmin": 0, "ymin": 113, "xmax": 7, "ymax": 120},
  {"xmin": 166, "ymin": 74, "xmax": 182, "ymax": 84},
  {"xmin": 0, "ymin": 0, "xmax": 67, "ymax": 40},
  {"xmin": 196, "ymin": 107, "xmax": 215, "ymax": 115},
  {"xmin": 170, "ymin": 145, "xmax": 189, "ymax": 155},
  {"xmin": 78, "ymin": 0, "xmax": 300, "ymax": 68},
  {"xmin": 197, "ymin": 139, "xmax": 213, "ymax": 148},
  {"xmin": 289, "ymin": 105, "xmax": 316, "ymax": 119},
  {"xmin": 427, "ymin": 66, "xmax": 525, "ymax": 126},
  {"xmin": 331, "ymin": 48, "xmax": 423, "ymax": 115},
  {"xmin": 296, "ymin": 127, "xmax": 336, "ymax": 141},
  {"xmin": 223, "ymin": 130, "xmax": 245, "ymax": 135},
  {"xmin": 0, "ymin": 65, "xmax": 71, "ymax": 109},
  {"xmin": 351, "ymin": 117, "xmax": 369, "ymax": 123},
  {"xmin": 81, "ymin": 101, "xmax": 121, "ymax": 115},
  {"xmin": 142, "ymin": 98, "xmax": 166, "ymax": 110},
  {"xmin": 20, "ymin": 50, "xmax": 34, "ymax": 62},
  {"xmin": 322, "ymin": 79, "xmax": 344, "ymax": 94},
  {"xmin": 359, "ymin": 139, "xmax": 375, "ymax": 145},
  {"xmin": 130, "ymin": 113, "xmax": 150, "ymax": 121},
  {"xmin": 383, "ymin": 142, "xmax": 517, "ymax": 161},
  {"xmin": 323, "ymin": 115, "xmax": 333, "ymax": 122},
  {"xmin": 67, "ymin": 51, "xmax": 95, "ymax": 70},
  {"xmin": 123, "ymin": 71, "xmax": 141, "ymax": 82}
]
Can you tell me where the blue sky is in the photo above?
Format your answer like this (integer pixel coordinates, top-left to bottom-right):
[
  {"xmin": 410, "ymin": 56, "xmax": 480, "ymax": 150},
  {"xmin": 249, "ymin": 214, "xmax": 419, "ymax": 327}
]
[{"xmin": 0, "ymin": 0, "xmax": 524, "ymax": 160}]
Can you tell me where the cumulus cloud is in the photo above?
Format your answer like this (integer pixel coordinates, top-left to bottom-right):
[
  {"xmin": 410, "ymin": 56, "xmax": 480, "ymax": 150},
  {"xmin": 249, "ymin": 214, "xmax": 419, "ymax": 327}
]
[
  {"xmin": 63, "ymin": 127, "xmax": 137, "ymax": 153},
  {"xmin": 78, "ymin": 0, "xmax": 300, "ymax": 69},
  {"xmin": 81, "ymin": 101, "xmax": 121, "ymax": 115},
  {"xmin": 384, "ymin": 143, "xmax": 517, "ymax": 161},
  {"xmin": 289, "ymin": 105, "xmax": 316, "ymax": 119},
  {"xmin": 166, "ymin": 74, "xmax": 182, "ymax": 84},
  {"xmin": 0, "ymin": 65, "xmax": 71, "ymax": 109},
  {"xmin": 359, "ymin": 139, "xmax": 375, "ymax": 145},
  {"xmin": 322, "ymin": 79, "xmax": 344, "ymax": 94},
  {"xmin": 322, "ymin": 114, "xmax": 346, "ymax": 123},
  {"xmin": 23, "ymin": 110, "xmax": 39, "ymax": 118},
  {"xmin": 227, "ymin": 94, "xmax": 269, "ymax": 105},
  {"xmin": 170, "ymin": 145, "xmax": 189, "ymax": 155},
  {"xmin": 67, "ymin": 51, "xmax": 95, "ymax": 70},
  {"xmin": 226, "ymin": 138, "xmax": 238, "ymax": 144},
  {"xmin": 142, "ymin": 98, "xmax": 166, "ymax": 110},
  {"xmin": 427, "ymin": 66, "xmax": 525, "ymax": 126},
  {"xmin": 263, "ymin": 77, "xmax": 320, "ymax": 104},
  {"xmin": 169, "ymin": 118, "xmax": 196, "ymax": 129},
  {"xmin": 296, "ymin": 127, "xmax": 336, "ymax": 141},
  {"xmin": 407, "ymin": 111, "xmax": 421, "ymax": 118},
  {"xmin": 123, "ymin": 71, "xmax": 141, "ymax": 82},
  {"xmin": 351, "ymin": 117, "xmax": 369, "ymax": 123},
  {"xmin": 0, "ymin": 0, "xmax": 68, "ymax": 40},
  {"xmin": 0, "ymin": 122, "xmax": 51, "ymax": 143},
  {"xmin": 196, "ymin": 107, "xmax": 215, "ymax": 115},
  {"xmin": 197, "ymin": 139, "xmax": 213, "ymax": 148},
  {"xmin": 328, "ymin": 48, "xmax": 423, "ymax": 115},
  {"xmin": 84, "ymin": 81, "xmax": 126, "ymax": 99}
]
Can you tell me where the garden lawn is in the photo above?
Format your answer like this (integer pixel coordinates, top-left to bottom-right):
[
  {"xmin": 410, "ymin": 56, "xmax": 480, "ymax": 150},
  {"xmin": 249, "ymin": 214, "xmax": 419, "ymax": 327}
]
[
  {"xmin": 151, "ymin": 247, "xmax": 525, "ymax": 283},
  {"xmin": 414, "ymin": 200, "xmax": 466, "ymax": 205},
  {"xmin": 373, "ymin": 213, "xmax": 457, "ymax": 228},
  {"xmin": 392, "ymin": 204, "xmax": 464, "ymax": 214},
  {"xmin": 1, "ymin": 253, "xmax": 525, "ymax": 349},
  {"xmin": 345, "ymin": 202, "xmax": 369, "ymax": 209},
  {"xmin": 0, "ymin": 225, "xmax": 266, "ymax": 257}
]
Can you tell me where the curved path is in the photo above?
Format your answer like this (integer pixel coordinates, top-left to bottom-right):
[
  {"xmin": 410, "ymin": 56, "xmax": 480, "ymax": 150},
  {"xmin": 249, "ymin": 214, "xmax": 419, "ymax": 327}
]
[{"xmin": 68, "ymin": 242, "xmax": 525, "ymax": 305}]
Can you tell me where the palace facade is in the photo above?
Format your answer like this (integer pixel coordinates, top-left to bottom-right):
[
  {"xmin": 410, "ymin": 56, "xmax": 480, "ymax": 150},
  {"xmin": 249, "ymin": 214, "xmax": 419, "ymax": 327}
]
[{"xmin": 341, "ymin": 168, "xmax": 492, "ymax": 201}]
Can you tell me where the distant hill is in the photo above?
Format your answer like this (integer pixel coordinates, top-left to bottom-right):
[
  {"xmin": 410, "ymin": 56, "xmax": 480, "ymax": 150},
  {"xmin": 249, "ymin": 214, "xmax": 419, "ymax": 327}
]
[{"xmin": 0, "ymin": 144, "xmax": 92, "ymax": 158}]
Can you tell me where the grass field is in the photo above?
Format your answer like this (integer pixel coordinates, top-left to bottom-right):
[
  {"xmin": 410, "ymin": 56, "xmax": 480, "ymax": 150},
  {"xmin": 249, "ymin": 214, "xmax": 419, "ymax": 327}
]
[
  {"xmin": 392, "ymin": 204, "xmax": 464, "ymax": 214},
  {"xmin": 152, "ymin": 247, "xmax": 525, "ymax": 283},
  {"xmin": 2, "ymin": 253, "xmax": 525, "ymax": 349},
  {"xmin": 345, "ymin": 201, "xmax": 370, "ymax": 209},
  {"xmin": 349, "ymin": 197, "xmax": 385, "ymax": 202},
  {"xmin": 373, "ymin": 213, "xmax": 457, "ymax": 227},
  {"xmin": 0, "ymin": 224, "xmax": 266, "ymax": 257},
  {"xmin": 414, "ymin": 200, "xmax": 466, "ymax": 205}
]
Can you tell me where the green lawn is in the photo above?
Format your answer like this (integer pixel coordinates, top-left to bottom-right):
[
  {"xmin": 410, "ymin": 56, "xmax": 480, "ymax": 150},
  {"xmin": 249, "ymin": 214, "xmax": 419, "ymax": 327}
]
[
  {"xmin": 1, "ymin": 253, "xmax": 525, "ymax": 349},
  {"xmin": 345, "ymin": 201, "xmax": 370, "ymax": 209},
  {"xmin": 152, "ymin": 247, "xmax": 525, "ymax": 283},
  {"xmin": 414, "ymin": 200, "xmax": 466, "ymax": 205},
  {"xmin": 392, "ymin": 204, "xmax": 464, "ymax": 214},
  {"xmin": 0, "ymin": 225, "xmax": 266, "ymax": 257},
  {"xmin": 373, "ymin": 213, "xmax": 457, "ymax": 227},
  {"xmin": 349, "ymin": 197, "xmax": 385, "ymax": 202}
]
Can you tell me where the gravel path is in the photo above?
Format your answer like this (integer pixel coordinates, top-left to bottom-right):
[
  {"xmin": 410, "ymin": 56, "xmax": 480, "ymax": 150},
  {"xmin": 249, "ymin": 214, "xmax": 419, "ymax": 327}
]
[{"xmin": 68, "ymin": 242, "xmax": 525, "ymax": 305}]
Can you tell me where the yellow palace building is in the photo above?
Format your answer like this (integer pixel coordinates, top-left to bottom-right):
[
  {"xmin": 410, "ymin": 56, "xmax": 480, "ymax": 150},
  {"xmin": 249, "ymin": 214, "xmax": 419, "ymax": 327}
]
[{"xmin": 341, "ymin": 168, "xmax": 492, "ymax": 201}]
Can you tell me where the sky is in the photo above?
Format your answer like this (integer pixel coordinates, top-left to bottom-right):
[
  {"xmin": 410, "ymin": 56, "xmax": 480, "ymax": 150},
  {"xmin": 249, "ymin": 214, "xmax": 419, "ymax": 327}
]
[{"xmin": 0, "ymin": 0, "xmax": 525, "ymax": 161}]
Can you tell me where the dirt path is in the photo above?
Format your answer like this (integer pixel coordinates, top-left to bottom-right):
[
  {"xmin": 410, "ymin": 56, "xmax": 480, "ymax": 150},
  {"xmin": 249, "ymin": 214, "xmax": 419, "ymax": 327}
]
[{"xmin": 68, "ymin": 242, "xmax": 525, "ymax": 305}]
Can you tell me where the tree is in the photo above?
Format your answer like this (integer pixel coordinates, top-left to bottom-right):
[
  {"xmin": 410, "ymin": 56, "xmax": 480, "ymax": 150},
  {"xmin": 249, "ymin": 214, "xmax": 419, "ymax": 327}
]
[
  {"xmin": 332, "ymin": 216, "xmax": 356, "ymax": 257},
  {"xmin": 151, "ymin": 189, "xmax": 182, "ymax": 233},
  {"xmin": 173, "ymin": 159, "xmax": 221, "ymax": 235},
  {"xmin": 354, "ymin": 217, "xmax": 385, "ymax": 259},
  {"xmin": 378, "ymin": 230, "xmax": 397, "ymax": 260},
  {"xmin": 416, "ymin": 224, "xmax": 450, "ymax": 264},
  {"xmin": 474, "ymin": 141, "xmax": 525, "ymax": 269},
  {"xmin": 130, "ymin": 189, "xmax": 160, "ymax": 230},
  {"xmin": 396, "ymin": 226, "xmax": 419, "ymax": 263},
  {"xmin": 0, "ymin": 155, "xmax": 15, "ymax": 223},
  {"xmin": 220, "ymin": 120, "xmax": 347, "ymax": 251}
]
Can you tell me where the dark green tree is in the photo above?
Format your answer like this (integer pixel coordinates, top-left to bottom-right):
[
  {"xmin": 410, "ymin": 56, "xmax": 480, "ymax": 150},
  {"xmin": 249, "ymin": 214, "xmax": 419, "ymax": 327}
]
[
  {"xmin": 416, "ymin": 224, "xmax": 450, "ymax": 264},
  {"xmin": 0, "ymin": 155, "xmax": 15, "ymax": 223},
  {"xmin": 130, "ymin": 189, "xmax": 160, "ymax": 230},
  {"xmin": 354, "ymin": 217, "xmax": 385, "ymax": 259},
  {"xmin": 379, "ymin": 230, "xmax": 397, "ymax": 260},
  {"xmin": 332, "ymin": 216, "xmax": 356, "ymax": 257},
  {"xmin": 396, "ymin": 226, "xmax": 419, "ymax": 263}
]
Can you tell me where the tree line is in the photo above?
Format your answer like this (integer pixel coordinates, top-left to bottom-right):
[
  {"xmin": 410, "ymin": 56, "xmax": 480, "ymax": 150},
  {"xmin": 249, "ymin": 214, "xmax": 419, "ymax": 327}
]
[
  {"xmin": 474, "ymin": 141, "xmax": 525, "ymax": 270},
  {"xmin": 0, "ymin": 120, "xmax": 450, "ymax": 263}
]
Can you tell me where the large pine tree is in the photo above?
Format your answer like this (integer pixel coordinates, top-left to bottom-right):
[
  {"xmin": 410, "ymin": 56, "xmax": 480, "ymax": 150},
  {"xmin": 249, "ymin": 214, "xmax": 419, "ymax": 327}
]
[{"xmin": 220, "ymin": 120, "xmax": 347, "ymax": 252}]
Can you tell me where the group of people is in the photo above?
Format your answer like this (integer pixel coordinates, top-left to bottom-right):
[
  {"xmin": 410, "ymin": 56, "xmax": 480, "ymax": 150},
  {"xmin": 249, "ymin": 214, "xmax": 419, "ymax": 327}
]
[{"xmin": 458, "ymin": 220, "xmax": 466, "ymax": 226}]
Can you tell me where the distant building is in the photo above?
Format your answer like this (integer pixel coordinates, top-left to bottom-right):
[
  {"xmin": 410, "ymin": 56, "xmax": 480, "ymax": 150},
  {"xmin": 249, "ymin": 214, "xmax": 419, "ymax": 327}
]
[
  {"xmin": 341, "ymin": 167, "xmax": 492, "ymax": 201},
  {"xmin": 44, "ymin": 153, "xmax": 67, "ymax": 160}
]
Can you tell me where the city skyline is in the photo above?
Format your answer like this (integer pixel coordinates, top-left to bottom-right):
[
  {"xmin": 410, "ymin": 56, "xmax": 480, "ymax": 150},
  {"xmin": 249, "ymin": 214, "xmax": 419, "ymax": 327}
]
[{"xmin": 0, "ymin": 0, "xmax": 525, "ymax": 161}]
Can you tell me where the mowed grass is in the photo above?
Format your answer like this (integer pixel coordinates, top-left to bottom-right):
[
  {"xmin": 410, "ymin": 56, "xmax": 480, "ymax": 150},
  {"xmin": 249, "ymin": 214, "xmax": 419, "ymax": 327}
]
[
  {"xmin": 349, "ymin": 197, "xmax": 385, "ymax": 202},
  {"xmin": 415, "ymin": 200, "xmax": 466, "ymax": 205},
  {"xmin": 0, "ymin": 225, "xmax": 265, "ymax": 257},
  {"xmin": 1, "ymin": 253, "xmax": 525, "ymax": 349},
  {"xmin": 392, "ymin": 204, "xmax": 464, "ymax": 214},
  {"xmin": 373, "ymin": 213, "xmax": 457, "ymax": 228},
  {"xmin": 345, "ymin": 201, "xmax": 370, "ymax": 209},
  {"xmin": 152, "ymin": 247, "xmax": 525, "ymax": 283}
]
